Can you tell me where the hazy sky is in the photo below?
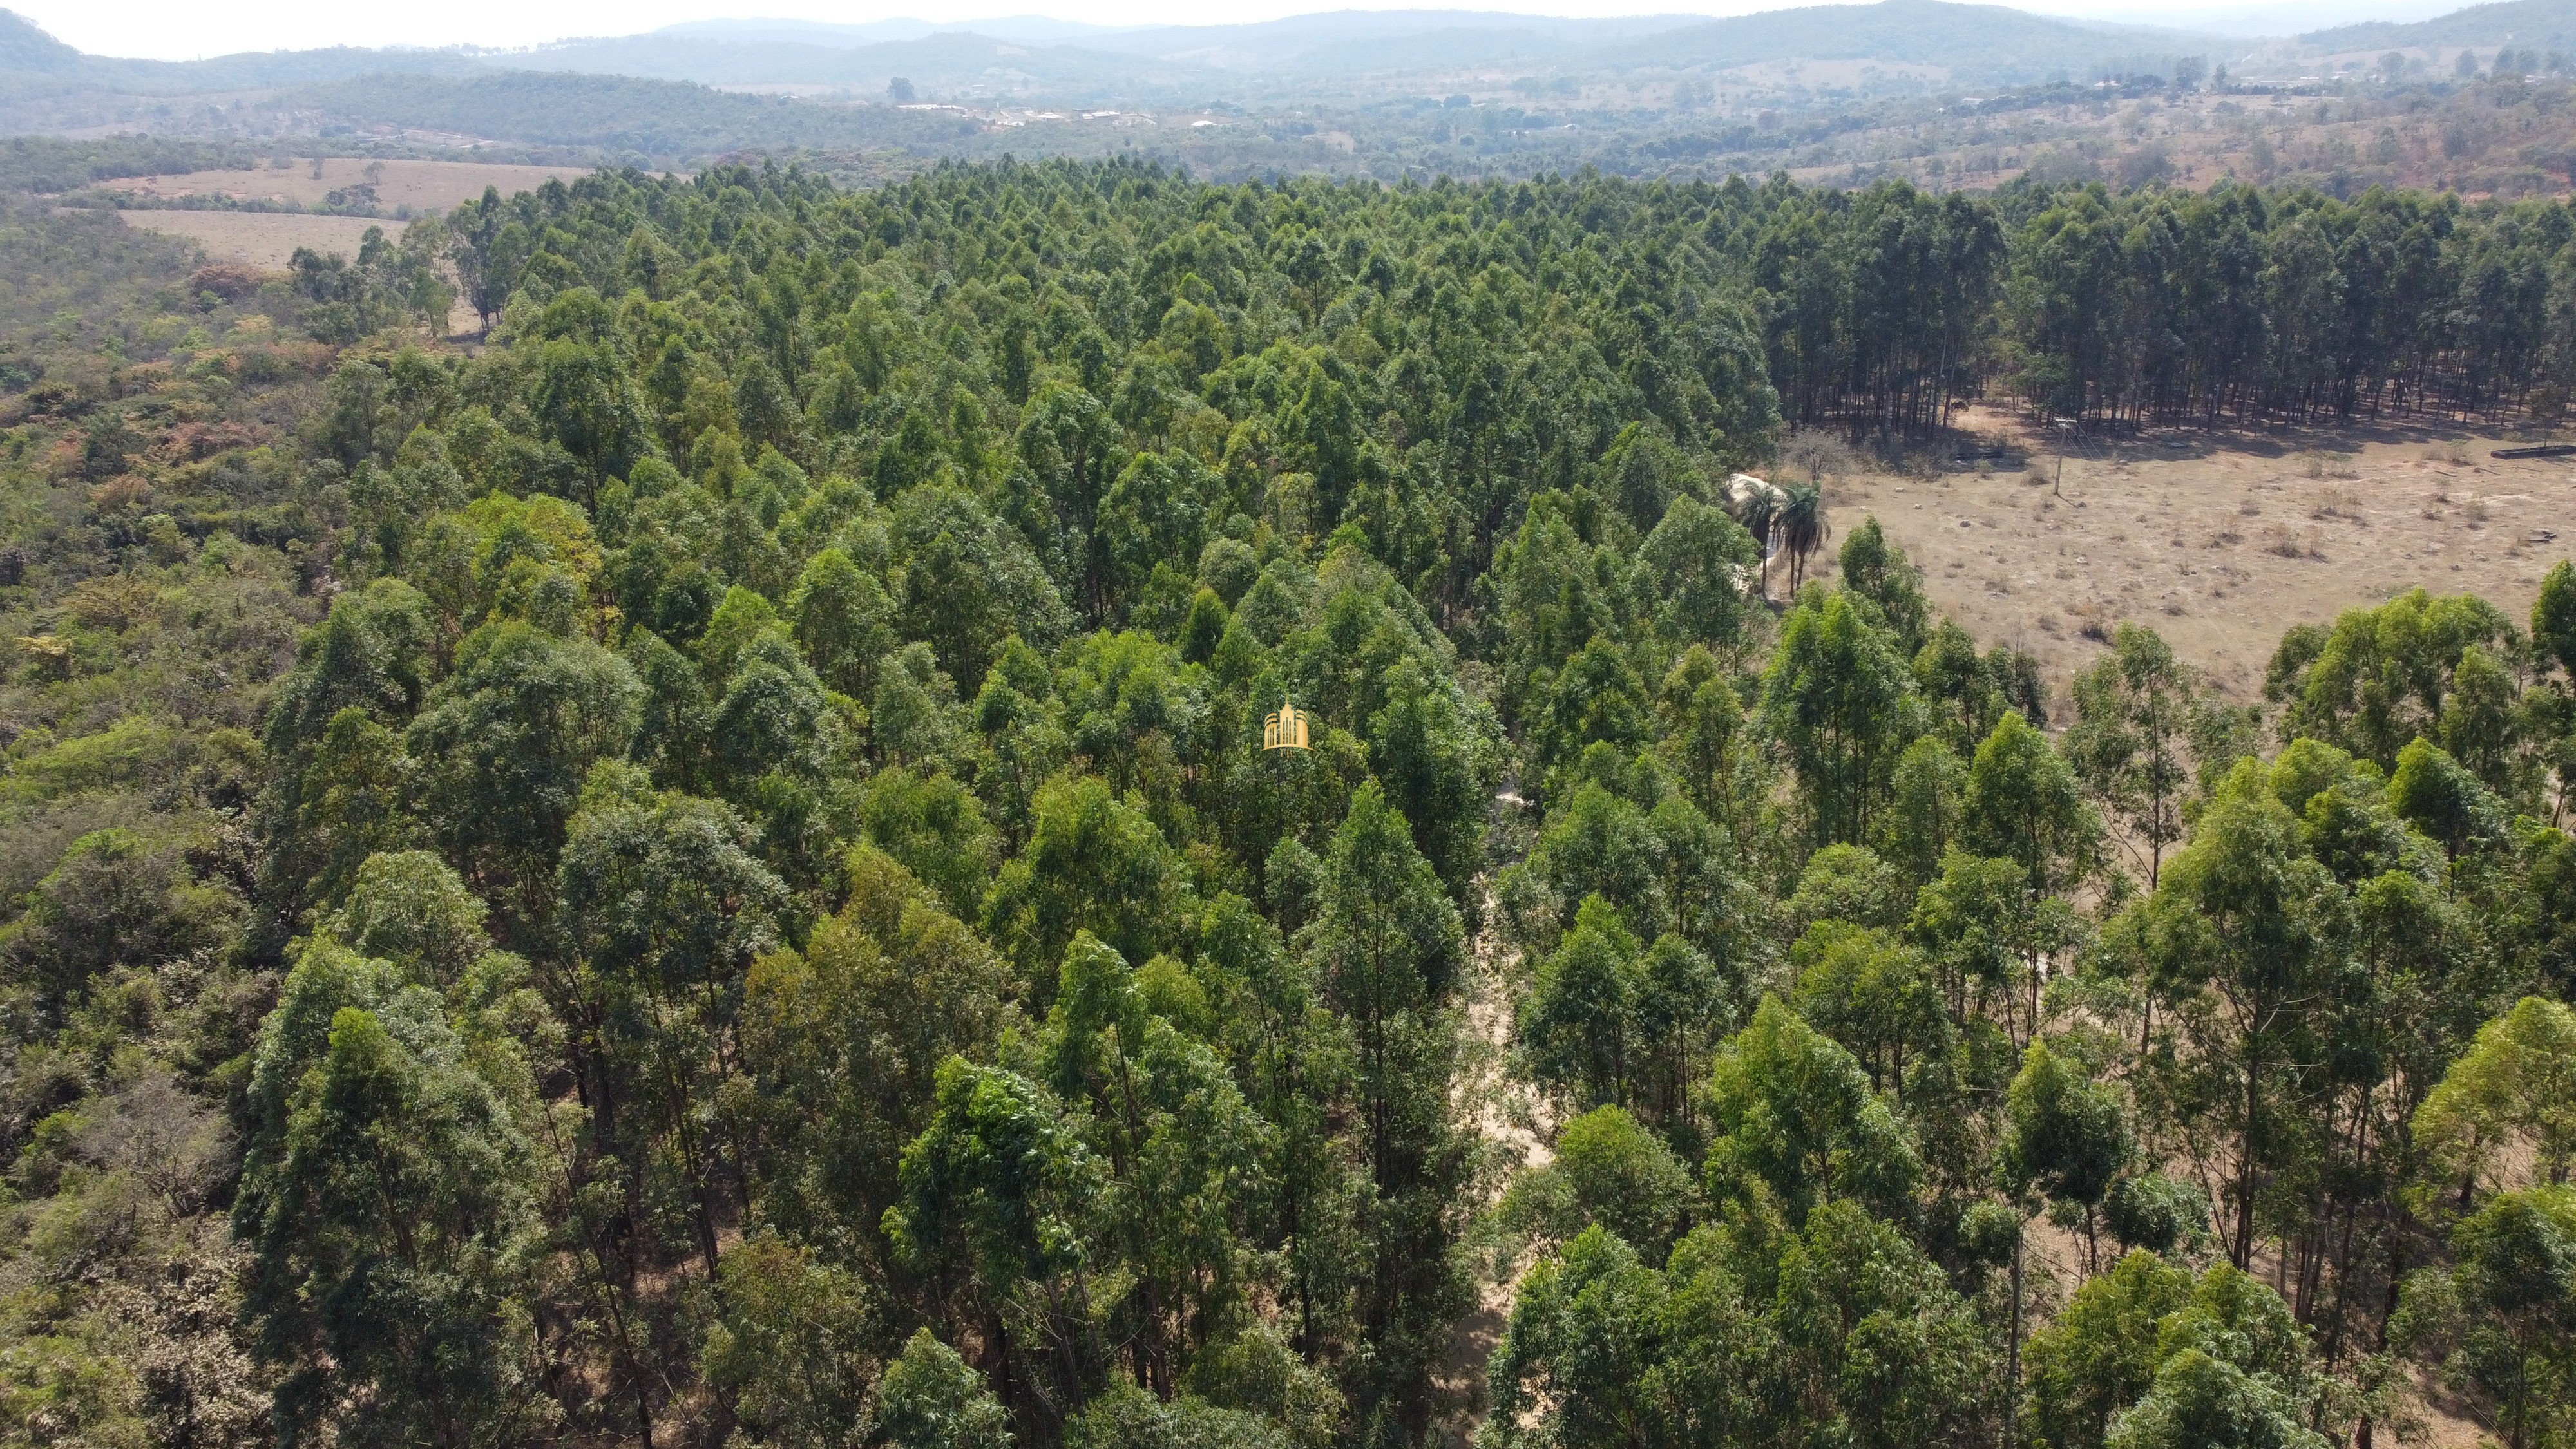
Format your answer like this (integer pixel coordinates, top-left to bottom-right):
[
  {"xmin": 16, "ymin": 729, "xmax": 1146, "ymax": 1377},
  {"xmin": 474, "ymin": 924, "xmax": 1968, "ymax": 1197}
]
[{"xmin": 10, "ymin": 0, "xmax": 2458, "ymax": 61}]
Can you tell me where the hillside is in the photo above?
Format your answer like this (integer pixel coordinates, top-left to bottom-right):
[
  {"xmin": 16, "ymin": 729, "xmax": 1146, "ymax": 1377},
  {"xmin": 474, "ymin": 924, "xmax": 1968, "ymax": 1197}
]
[
  {"xmin": 0, "ymin": 10, "xmax": 481, "ymax": 95},
  {"xmin": 2296, "ymin": 0, "xmax": 2576, "ymax": 53},
  {"xmin": 0, "ymin": 3, "xmax": 72, "ymax": 70},
  {"xmin": 289, "ymin": 71, "xmax": 983, "ymax": 156},
  {"xmin": 1067, "ymin": 8, "xmax": 1699, "ymax": 68},
  {"xmin": 511, "ymin": 30, "xmax": 1222, "ymax": 99},
  {"xmin": 1582, "ymin": 0, "xmax": 2223, "ymax": 84},
  {"xmin": 654, "ymin": 14, "xmax": 1153, "ymax": 46}
]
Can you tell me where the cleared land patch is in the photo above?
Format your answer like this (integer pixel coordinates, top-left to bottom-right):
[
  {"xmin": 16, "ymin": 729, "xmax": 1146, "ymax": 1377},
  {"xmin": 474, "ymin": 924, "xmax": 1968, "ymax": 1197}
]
[
  {"xmin": 102, "ymin": 211, "xmax": 481, "ymax": 334},
  {"xmin": 1818, "ymin": 410, "xmax": 2576, "ymax": 709},
  {"xmin": 104, "ymin": 209, "xmax": 385, "ymax": 270},
  {"xmin": 95, "ymin": 156, "xmax": 589, "ymax": 214}
]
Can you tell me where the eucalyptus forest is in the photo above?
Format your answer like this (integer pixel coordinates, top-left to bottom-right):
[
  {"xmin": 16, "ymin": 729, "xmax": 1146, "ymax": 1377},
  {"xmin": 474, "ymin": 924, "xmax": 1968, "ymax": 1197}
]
[{"xmin": 0, "ymin": 158, "xmax": 2573, "ymax": 1449}]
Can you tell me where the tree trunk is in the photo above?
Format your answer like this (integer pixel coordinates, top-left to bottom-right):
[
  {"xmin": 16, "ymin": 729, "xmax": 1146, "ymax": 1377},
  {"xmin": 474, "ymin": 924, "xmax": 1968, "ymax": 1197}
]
[
  {"xmin": 2235, "ymin": 1046, "xmax": 2262, "ymax": 1270},
  {"xmin": 2006, "ymin": 1228, "xmax": 2025, "ymax": 1449}
]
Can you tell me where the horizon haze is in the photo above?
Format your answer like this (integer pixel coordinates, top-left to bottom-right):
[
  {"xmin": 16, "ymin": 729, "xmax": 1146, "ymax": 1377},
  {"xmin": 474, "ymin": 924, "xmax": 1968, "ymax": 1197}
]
[{"xmin": 0, "ymin": 0, "xmax": 2467, "ymax": 60}]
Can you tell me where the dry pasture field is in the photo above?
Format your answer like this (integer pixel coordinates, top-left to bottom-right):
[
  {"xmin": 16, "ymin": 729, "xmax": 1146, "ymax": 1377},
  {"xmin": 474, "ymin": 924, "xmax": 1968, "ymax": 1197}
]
[
  {"xmin": 104, "ymin": 211, "xmax": 483, "ymax": 335},
  {"xmin": 97, "ymin": 157, "xmax": 589, "ymax": 215},
  {"xmin": 1814, "ymin": 409, "xmax": 2576, "ymax": 709},
  {"xmin": 109, "ymin": 209, "xmax": 389, "ymax": 270}
]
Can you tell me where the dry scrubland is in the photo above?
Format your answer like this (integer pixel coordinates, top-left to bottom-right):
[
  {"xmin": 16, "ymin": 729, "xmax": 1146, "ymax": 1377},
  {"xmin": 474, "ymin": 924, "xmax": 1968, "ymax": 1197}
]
[{"xmin": 1820, "ymin": 407, "xmax": 2576, "ymax": 707}]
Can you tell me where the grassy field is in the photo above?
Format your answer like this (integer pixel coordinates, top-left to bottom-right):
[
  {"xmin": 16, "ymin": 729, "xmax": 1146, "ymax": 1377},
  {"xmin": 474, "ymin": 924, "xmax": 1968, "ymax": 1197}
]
[
  {"xmin": 95, "ymin": 156, "xmax": 589, "ymax": 214},
  {"xmin": 1815, "ymin": 408, "xmax": 2576, "ymax": 708},
  {"xmin": 103, "ymin": 208, "xmax": 387, "ymax": 269},
  {"xmin": 100, "ymin": 209, "xmax": 481, "ymax": 334}
]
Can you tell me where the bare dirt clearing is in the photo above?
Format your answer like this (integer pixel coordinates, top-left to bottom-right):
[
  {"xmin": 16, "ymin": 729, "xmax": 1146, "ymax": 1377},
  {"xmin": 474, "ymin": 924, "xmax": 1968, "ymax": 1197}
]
[
  {"xmin": 1815, "ymin": 408, "xmax": 2576, "ymax": 708},
  {"xmin": 95, "ymin": 157, "xmax": 589, "ymax": 215}
]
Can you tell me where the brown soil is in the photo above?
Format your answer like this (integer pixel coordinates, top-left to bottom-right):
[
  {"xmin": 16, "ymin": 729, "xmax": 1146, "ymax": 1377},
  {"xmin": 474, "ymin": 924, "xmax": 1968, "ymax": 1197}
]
[
  {"xmin": 1434, "ymin": 873, "xmax": 1555, "ymax": 1437},
  {"xmin": 1811, "ymin": 406, "xmax": 2576, "ymax": 712}
]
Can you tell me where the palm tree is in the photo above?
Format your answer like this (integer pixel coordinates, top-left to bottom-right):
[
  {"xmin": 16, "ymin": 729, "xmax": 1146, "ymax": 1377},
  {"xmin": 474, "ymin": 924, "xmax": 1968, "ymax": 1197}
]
[{"xmin": 1777, "ymin": 483, "xmax": 1831, "ymax": 594}]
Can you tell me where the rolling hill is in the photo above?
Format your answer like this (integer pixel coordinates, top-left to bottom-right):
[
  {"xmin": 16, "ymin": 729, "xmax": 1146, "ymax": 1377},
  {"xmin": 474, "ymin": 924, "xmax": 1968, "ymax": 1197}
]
[
  {"xmin": 2295, "ymin": 0, "xmax": 2576, "ymax": 53},
  {"xmin": 505, "ymin": 30, "xmax": 1212, "ymax": 99},
  {"xmin": 281, "ymin": 71, "xmax": 981, "ymax": 155},
  {"xmin": 0, "ymin": 10, "xmax": 477, "ymax": 93},
  {"xmin": 0, "ymin": 1, "xmax": 2237, "ymax": 104},
  {"xmin": 1580, "ymin": 0, "xmax": 2222, "ymax": 82}
]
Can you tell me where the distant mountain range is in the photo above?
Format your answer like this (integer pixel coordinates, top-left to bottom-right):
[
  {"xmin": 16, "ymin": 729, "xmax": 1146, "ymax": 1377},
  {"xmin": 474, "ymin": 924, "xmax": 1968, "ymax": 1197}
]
[
  {"xmin": 641, "ymin": 10, "xmax": 1706, "ymax": 64},
  {"xmin": 651, "ymin": 15, "xmax": 1155, "ymax": 46},
  {"xmin": 1579, "ymin": 0, "xmax": 2215, "ymax": 77},
  {"xmin": 10, "ymin": 0, "xmax": 2570, "ymax": 104},
  {"xmin": 4, "ymin": 0, "xmax": 2570, "ymax": 166},
  {"xmin": 490, "ymin": 12, "xmax": 1737, "ymax": 97},
  {"xmin": 0, "ymin": 0, "xmax": 2253, "ymax": 102}
]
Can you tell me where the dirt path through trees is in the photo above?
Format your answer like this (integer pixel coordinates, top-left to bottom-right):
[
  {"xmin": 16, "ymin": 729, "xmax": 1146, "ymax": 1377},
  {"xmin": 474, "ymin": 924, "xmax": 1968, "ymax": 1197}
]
[{"xmin": 1434, "ymin": 871, "xmax": 1552, "ymax": 1435}]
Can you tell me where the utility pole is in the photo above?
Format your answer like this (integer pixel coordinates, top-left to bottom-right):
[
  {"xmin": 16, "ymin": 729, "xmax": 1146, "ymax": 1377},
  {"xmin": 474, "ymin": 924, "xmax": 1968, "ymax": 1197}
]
[{"xmin": 2051, "ymin": 416, "xmax": 2078, "ymax": 498}]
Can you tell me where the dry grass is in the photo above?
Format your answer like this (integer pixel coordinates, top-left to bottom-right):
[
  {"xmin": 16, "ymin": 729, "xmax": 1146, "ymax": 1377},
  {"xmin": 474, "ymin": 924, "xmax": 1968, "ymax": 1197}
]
[
  {"xmin": 95, "ymin": 158, "xmax": 589, "ymax": 216},
  {"xmin": 108, "ymin": 210, "xmax": 385, "ymax": 270},
  {"xmin": 93, "ymin": 159, "xmax": 591, "ymax": 336},
  {"xmin": 105, "ymin": 212, "xmax": 484, "ymax": 336},
  {"xmin": 1817, "ymin": 407, "xmax": 2576, "ymax": 709},
  {"xmin": 2262, "ymin": 526, "xmax": 2325, "ymax": 560}
]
